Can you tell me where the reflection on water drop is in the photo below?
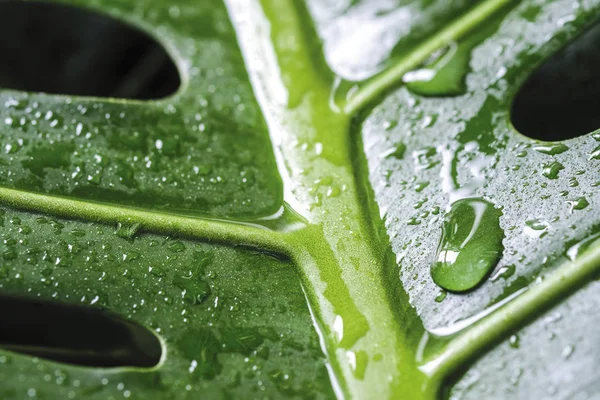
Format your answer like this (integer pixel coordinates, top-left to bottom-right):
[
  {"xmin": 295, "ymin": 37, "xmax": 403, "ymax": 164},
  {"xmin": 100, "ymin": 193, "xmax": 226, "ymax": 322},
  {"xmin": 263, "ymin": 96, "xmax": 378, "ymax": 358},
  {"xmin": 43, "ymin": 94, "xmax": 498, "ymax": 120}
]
[{"xmin": 430, "ymin": 198, "xmax": 504, "ymax": 292}]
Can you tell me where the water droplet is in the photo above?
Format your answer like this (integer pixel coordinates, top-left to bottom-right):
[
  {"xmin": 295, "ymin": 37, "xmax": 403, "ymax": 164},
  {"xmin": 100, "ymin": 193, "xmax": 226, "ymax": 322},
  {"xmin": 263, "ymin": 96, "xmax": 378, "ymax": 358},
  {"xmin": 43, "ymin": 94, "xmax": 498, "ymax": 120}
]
[
  {"xmin": 568, "ymin": 197, "xmax": 589, "ymax": 211},
  {"xmin": 566, "ymin": 231, "xmax": 600, "ymax": 261},
  {"xmin": 542, "ymin": 161, "xmax": 564, "ymax": 179},
  {"xmin": 413, "ymin": 147, "xmax": 438, "ymax": 169},
  {"xmin": 430, "ymin": 198, "xmax": 504, "ymax": 292},
  {"xmin": 533, "ymin": 143, "xmax": 569, "ymax": 155},
  {"xmin": 382, "ymin": 143, "xmax": 406, "ymax": 160},
  {"xmin": 405, "ymin": 11, "xmax": 510, "ymax": 97},
  {"xmin": 561, "ymin": 344, "xmax": 574, "ymax": 359},
  {"xmin": 407, "ymin": 217, "xmax": 421, "ymax": 226},
  {"xmin": 490, "ymin": 264, "xmax": 515, "ymax": 282},
  {"xmin": 524, "ymin": 219, "xmax": 549, "ymax": 238},
  {"xmin": 346, "ymin": 350, "xmax": 368, "ymax": 379},
  {"xmin": 414, "ymin": 181, "xmax": 430, "ymax": 193},
  {"xmin": 590, "ymin": 145, "xmax": 600, "ymax": 160},
  {"xmin": 168, "ymin": 241, "xmax": 186, "ymax": 253},
  {"xmin": 509, "ymin": 334, "xmax": 520, "ymax": 349},
  {"xmin": 174, "ymin": 276, "xmax": 211, "ymax": 306},
  {"xmin": 115, "ymin": 222, "xmax": 141, "ymax": 241},
  {"xmin": 383, "ymin": 120, "xmax": 398, "ymax": 131},
  {"xmin": 568, "ymin": 177, "xmax": 579, "ymax": 187},
  {"xmin": 434, "ymin": 290, "xmax": 447, "ymax": 303}
]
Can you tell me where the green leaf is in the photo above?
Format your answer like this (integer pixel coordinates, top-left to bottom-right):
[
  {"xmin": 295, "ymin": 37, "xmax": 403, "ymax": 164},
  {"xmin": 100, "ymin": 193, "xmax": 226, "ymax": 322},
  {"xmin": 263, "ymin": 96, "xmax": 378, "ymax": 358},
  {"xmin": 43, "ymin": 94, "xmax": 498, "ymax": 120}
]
[
  {"xmin": 0, "ymin": 0, "xmax": 599, "ymax": 399},
  {"xmin": 0, "ymin": 0, "xmax": 282, "ymax": 220},
  {"xmin": 0, "ymin": 208, "xmax": 333, "ymax": 399}
]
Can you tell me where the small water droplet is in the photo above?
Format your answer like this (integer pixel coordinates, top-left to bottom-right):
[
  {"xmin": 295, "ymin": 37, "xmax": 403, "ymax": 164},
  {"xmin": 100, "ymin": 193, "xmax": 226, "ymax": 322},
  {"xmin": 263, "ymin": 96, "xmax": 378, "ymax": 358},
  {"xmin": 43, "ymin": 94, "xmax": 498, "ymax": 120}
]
[
  {"xmin": 434, "ymin": 290, "xmax": 447, "ymax": 303},
  {"xmin": 115, "ymin": 222, "xmax": 141, "ymax": 241},
  {"xmin": 168, "ymin": 241, "xmax": 186, "ymax": 253},
  {"xmin": 414, "ymin": 181, "xmax": 430, "ymax": 193},
  {"xmin": 407, "ymin": 217, "xmax": 421, "ymax": 226},
  {"xmin": 490, "ymin": 264, "xmax": 515, "ymax": 282},
  {"xmin": 588, "ymin": 145, "xmax": 600, "ymax": 160},
  {"xmin": 568, "ymin": 177, "xmax": 579, "ymax": 187},
  {"xmin": 413, "ymin": 147, "xmax": 438, "ymax": 170},
  {"xmin": 561, "ymin": 344, "xmax": 574, "ymax": 359},
  {"xmin": 566, "ymin": 231, "xmax": 600, "ymax": 261},
  {"xmin": 516, "ymin": 150, "xmax": 527, "ymax": 157},
  {"xmin": 568, "ymin": 197, "xmax": 589, "ymax": 211},
  {"xmin": 524, "ymin": 219, "xmax": 548, "ymax": 238},
  {"xmin": 509, "ymin": 334, "xmax": 520, "ymax": 349},
  {"xmin": 542, "ymin": 161, "xmax": 564, "ymax": 179},
  {"xmin": 382, "ymin": 143, "xmax": 406, "ymax": 160}
]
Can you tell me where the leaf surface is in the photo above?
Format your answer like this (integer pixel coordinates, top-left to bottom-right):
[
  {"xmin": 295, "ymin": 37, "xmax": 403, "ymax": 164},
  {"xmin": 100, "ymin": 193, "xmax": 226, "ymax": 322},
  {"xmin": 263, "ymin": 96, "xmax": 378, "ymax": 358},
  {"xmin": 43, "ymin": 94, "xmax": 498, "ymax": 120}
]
[{"xmin": 0, "ymin": 0, "xmax": 599, "ymax": 399}]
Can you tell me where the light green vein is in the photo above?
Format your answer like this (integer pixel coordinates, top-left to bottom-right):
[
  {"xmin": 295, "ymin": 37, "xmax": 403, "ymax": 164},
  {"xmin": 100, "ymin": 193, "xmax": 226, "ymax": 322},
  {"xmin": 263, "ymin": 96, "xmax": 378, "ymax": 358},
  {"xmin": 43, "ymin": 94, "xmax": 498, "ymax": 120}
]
[
  {"xmin": 420, "ymin": 244, "xmax": 600, "ymax": 396},
  {"xmin": 0, "ymin": 187, "xmax": 291, "ymax": 255}
]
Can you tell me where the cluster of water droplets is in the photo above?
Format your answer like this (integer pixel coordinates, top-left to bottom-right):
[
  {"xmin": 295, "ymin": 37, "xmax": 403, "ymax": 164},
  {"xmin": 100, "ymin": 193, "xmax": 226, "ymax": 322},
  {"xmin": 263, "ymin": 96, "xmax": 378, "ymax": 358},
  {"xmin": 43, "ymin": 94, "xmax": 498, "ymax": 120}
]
[
  {"xmin": 0, "ymin": 207, "xmax": 332, "ymax": 398},
  {"xmin": 361, "ymin": 43, "xmax": 600, "ymax": 336}
]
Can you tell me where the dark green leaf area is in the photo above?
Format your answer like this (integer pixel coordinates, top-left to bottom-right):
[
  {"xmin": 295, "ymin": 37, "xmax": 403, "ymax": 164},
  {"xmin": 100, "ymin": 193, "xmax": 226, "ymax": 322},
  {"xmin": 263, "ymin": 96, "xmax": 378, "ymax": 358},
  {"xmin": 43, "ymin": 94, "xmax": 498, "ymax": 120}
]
[
  {"xmin": 0, "ymin": 0, "xmax": 282, "ymax": 219},
  {"xmin": 0, "ymin": 208, "xmax": 333, "ymax": 399}
]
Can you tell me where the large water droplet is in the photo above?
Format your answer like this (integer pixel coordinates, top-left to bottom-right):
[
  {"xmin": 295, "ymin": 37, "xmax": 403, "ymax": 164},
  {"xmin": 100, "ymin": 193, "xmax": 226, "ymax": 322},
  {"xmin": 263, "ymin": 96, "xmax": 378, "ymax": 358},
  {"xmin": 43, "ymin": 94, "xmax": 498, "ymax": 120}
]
[{"xmin": 430, "ymin": 198, "xmax": 504, "ymax": 292}]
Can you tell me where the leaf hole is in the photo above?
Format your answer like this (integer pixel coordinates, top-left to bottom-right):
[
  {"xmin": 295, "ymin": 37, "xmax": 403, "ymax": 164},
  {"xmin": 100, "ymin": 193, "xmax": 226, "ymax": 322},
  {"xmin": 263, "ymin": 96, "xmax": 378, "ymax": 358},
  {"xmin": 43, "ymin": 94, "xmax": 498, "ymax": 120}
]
[
  {"xmin": 0, "ymin": 294, "xmax": 162, "ymax": 368},
  {"xmin": 511, "ymin": 22, "xmax": 600, "ymax": 141},
  {"xmin": 0, "ymin": 1, "xmax": 180, "ymax": 100}
]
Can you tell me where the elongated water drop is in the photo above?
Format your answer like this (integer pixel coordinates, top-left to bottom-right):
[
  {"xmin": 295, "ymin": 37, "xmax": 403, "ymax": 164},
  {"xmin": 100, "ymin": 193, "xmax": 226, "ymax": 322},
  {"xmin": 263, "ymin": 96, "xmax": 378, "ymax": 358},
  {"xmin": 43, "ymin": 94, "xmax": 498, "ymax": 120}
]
[
  {"xmin": 533, "ymin": 143, "xmax": 569, "ymax": 155},
  {"xmin": 431, "ymin": 198, "xmax": 504, "ymax": 292},
  {"xmin": 566, "ymin": 231, "xmax": 600, "ymax": 261}
]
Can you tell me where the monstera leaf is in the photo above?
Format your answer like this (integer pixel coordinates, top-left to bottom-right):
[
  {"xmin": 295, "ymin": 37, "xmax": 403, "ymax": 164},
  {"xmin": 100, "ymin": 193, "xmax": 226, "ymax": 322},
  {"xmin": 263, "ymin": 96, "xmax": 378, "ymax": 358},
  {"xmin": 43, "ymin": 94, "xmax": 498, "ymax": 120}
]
[{"xmin": 0, "ymin": 0, "xmax": 599, "ymax": 399}]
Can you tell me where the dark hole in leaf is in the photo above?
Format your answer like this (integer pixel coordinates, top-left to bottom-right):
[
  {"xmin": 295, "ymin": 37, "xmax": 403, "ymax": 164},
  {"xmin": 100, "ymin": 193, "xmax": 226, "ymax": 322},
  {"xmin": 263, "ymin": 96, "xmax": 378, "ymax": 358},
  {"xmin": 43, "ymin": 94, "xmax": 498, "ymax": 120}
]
[
  {"xmin": 0, "ymin": 294, "xmax": 162, "ymax": 368},
  {"xmin": 511, "ymin": 22, "xmax": 600, "ymax": 141},
  {"xmin": 0, "ymin": 1, "xmax": 180, "ymax": 100}
]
